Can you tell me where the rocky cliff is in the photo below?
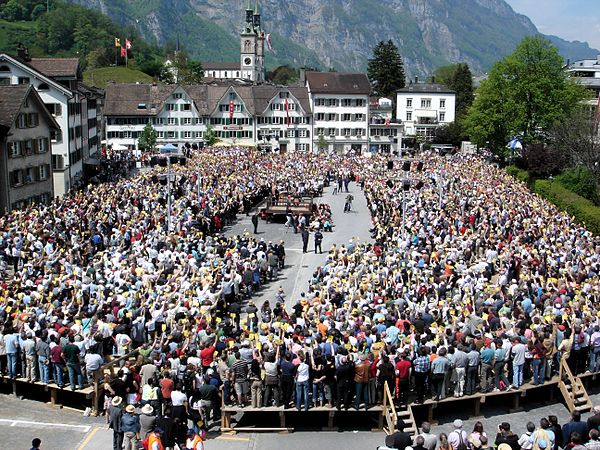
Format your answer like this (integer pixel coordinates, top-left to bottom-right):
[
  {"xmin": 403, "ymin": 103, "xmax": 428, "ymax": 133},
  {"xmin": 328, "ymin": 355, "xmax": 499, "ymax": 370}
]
[{"xmin": 66, "ymin": 0, "xmax": 599, "ymax": 75}]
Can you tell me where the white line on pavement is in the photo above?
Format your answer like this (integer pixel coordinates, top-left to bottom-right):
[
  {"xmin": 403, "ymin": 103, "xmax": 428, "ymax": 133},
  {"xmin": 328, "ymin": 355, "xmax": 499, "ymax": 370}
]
[{"xmin": 0, "ymin": 418, "xmax": 90, "ymax": 432}]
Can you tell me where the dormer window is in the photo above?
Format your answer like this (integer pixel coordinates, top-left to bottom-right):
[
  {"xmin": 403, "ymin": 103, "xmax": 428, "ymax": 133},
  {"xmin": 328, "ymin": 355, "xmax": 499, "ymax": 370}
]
[
  {"xmin": 137, "ymin": 103, "xmax": 147, "ymax": 109},
  {"xmin": 38, "ymin": 83, "xmax": 49, "ymax": 91}
]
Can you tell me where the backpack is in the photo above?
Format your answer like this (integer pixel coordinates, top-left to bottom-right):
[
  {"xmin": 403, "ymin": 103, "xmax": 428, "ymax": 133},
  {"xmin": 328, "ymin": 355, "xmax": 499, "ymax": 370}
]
[
  {"xmin": 141, "ymin": 435, "xmax": 150, "ymax": 450},
  {"xmin": 457, "ymin": 432, "xmax": 468, "ymax": 450}
]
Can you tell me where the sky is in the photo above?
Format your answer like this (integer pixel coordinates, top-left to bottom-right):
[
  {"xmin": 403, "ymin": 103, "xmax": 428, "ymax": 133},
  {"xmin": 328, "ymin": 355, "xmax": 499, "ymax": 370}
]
[{"xmin": 505, "ymin": 0, "xmax": 600, "ymax": 50}]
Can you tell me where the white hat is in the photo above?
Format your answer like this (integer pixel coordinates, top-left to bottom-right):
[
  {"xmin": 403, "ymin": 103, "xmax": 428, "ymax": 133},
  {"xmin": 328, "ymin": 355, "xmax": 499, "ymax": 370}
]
[{"xmin": 141, "ymin": 404, "xmax": 154, "ymax": 415}]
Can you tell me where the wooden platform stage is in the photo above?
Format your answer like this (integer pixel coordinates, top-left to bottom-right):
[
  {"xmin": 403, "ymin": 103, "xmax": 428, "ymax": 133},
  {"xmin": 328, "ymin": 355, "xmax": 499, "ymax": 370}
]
[
  {"xmin": 221, "ymin": 404, "xmax": 386, "ymax": 433},
  {"xmin": 0, "ymin": 375, "xmax": 94, "ymax": 408}
]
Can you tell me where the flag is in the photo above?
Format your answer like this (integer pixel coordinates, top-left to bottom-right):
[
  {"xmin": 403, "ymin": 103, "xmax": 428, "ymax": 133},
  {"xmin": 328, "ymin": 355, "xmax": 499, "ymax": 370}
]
[
  {"xmin": 126, "ymin": 39, "xmax": 132, "ymax": 50},
  {"xmin": 121, "ymin": 46, "xmax": 127, "ymax": 58},
  {"xmin": 266, "ymin": 33, "xmax": 273, "ymax": 51},
  {"xmin": 114, "ymin": 37, "xmax": 121, "ymax": 47},
  {"xmin": 385, "ymin": 116, "xmax": 390, "ymax": 128},
  {"xmin": 284, "ymin": 97, "xmax": 290, "ymax": 127},
  {"xmin": 229, "ymin": 100, "xmax": 235, "ymax": 121}
]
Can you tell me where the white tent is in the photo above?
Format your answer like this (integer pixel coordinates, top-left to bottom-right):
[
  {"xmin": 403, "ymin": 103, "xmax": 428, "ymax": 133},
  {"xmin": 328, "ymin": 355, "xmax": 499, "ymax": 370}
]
[{"xmin": 111, "ymin": 143, "xmax": 128, "ymax": 151}]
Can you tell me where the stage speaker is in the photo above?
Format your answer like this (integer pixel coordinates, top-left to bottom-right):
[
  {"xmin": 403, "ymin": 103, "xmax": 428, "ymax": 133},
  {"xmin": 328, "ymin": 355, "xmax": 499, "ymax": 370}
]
[
  {"xmin": 402, "ymin": 161, "xmax": 411, "ymax": 172},
  {"xmin": 387, "ymin": 160, "xmax": 394, "ymax": 170},
  {"xmin": 402, "ymin": 180, "xmax": 411, "ymax": 191},
  {"xmin": 158, "ymin": 158, "xmax": 167, "ymax": 167},
  {"xmin": 417, "ymin": 161, "xmax": 424, "ymax": 172}
]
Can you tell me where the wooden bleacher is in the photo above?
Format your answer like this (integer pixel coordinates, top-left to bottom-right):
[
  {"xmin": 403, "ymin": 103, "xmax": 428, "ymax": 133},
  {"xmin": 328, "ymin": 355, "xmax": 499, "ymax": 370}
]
[
  {"xmin": 0, "ymin": 375, "xmax": 94, "ymax": 407},
  {"xmin": 222, "ymin": 366, "xmax": 600, "ymax": 433},
  {"xmin": 0, "ymin": 349, "xmax": 139, "ymax": 413}
]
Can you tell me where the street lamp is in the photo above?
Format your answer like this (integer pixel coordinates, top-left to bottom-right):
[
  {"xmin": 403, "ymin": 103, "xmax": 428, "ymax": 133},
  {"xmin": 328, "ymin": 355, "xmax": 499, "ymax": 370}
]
[{"xmin": 159, "ymin": 143, "xmax": 179, "ymax": 232}]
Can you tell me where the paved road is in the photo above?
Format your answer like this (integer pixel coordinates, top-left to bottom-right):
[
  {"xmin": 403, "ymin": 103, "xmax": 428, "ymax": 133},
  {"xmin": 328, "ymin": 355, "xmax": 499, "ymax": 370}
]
[
  {"xmin": 226, "ymin": 180, "xmax": 372, "ymax": 311},
  {"xmin": 6, "ymin": 390, "xmax": 600, "ymax": 450}
]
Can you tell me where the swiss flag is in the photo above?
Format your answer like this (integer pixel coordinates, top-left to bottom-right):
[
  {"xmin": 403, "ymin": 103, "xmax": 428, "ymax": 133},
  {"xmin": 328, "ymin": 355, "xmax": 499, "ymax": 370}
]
[{"xmin": 125, "ymin": 39, "xmax": 132, "ymax": 50}]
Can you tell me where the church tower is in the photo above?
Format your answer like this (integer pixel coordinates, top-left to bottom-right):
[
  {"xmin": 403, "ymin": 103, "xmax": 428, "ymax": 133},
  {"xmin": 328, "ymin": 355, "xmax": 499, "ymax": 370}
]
[{"xmin": 240, "ymin": 0, "xmax": 265, "ymax": 83}]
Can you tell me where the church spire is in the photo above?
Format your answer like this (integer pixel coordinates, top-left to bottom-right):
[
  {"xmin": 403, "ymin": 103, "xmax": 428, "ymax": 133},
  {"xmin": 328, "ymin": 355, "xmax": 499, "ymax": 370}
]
[{"xmin": 254, "ymin": 0, "xmax": 259, "ymax": 14}]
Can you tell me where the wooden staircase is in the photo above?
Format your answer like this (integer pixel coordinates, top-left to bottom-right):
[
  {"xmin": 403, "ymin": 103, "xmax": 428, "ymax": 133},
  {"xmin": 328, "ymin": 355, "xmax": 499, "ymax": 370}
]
[
  {"xmin": 558, "ymin": 359, "xmax": 593, "ymax": 413},
  {"xmin": 382, "ymin": 381, "xmax": 419, "ymax": 437}
]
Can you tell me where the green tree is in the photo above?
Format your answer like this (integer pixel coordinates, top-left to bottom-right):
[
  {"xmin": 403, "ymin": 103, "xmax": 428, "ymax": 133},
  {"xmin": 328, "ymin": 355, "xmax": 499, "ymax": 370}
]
[
  {"xmin": 268, "ymin": 65, "xmax": 299, "ymax": 85},
  {"xmin": 317, "ymin": 134, "xmax": 328, "ymax": 152},
  {"xmin": 465, "ymin": 36, "xmax": 588, "ymax": 151},
  {"xmin": 138, "ymin": 122, "xmax": 157, "ymax": 151},
  {"xmin": 161, "ymin": 51, "xmax": 203, "ymax": 84},
  {"xmin": 204, "ymin": 126, "xmax": 218, "ymax": 146},
  {"xmin": 434, "ymin": 63, "xmax": 474, "ymax": 118},
  {"xmin": 367, "ymin": 40, "xmax": 405, "ymax": 98}
]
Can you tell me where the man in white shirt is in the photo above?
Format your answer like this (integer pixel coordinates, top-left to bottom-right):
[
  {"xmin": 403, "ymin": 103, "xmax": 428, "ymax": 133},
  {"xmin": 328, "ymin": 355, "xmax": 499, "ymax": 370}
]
[
  {"xmin": 510, "ymin": 337, "xmax": 526, "ymax": 388},
  {"xmin": 295, "ymin": 354, "xmax": 310, "ymax": 411},
  {"xmin": 448, "ymin": 419, "xmax": 468, "ymax": 450}
]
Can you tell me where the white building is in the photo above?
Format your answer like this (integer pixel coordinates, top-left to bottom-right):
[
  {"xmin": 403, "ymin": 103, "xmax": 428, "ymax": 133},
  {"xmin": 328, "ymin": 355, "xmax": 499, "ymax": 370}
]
[
  {"xmin": 397, "ymin": 82, "xmax": 455, "ymax": 140},
  {"xmin": 104, "ymin": 81, "xmax": 313, "ymax": 152},
  {"xmin": 0, "ymin": 49, "xmax": 102, "ymax": 197},
  {"xmin": 566, "ymin": 57, "xmax": 600, "ymax": 105},
  {"xmin": 368, "ymin": 97, "xmax": 402, "ymax": 154},
  {"xmin": 304, "ymin": 71, "xmax": 371, "ymax": 154}
]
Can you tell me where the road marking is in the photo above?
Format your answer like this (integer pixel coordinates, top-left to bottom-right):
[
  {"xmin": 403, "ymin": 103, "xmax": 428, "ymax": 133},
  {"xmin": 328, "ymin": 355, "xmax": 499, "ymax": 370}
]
[
  {"xmin": 77, "ymin": 426, "xmax": 101, "ymax": 449},
  {"xmin": 216, "ymin": 436, "xmax": 251, "ymax": 441},
  {"xmin": 0, "ymin": 418, "xmax": 91, "ymax": 432}
]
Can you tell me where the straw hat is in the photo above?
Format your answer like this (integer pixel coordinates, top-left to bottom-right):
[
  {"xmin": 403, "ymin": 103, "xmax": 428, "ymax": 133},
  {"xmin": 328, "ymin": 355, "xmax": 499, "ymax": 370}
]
[
  {"xmin": 111, "ymin": 396, "xmax": 123, "ymax": 407},
  {"xmin": 125, "ymin": 404, "xmax": 135, "ymax": 413}
]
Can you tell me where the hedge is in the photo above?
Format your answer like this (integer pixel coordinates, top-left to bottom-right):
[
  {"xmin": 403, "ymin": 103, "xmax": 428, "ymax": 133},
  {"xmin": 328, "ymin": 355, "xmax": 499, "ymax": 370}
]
[
  {"xmin": 533, "ymin": 179, "xmax": 600, "ymax": 235},
  {"xmin": 505, "ymin": 165, "xmax": 530, "ymax": 184}
]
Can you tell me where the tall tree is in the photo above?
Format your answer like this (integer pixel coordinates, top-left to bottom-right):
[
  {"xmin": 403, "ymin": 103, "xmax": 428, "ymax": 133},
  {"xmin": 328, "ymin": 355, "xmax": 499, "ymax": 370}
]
[
  {"xmin": 434, "ymin": 63, "xmax": 474, "ymax": 118},
  {"xmin": 138, "ymin": 122, "xmax": 157, "ymax": 151},
  {"xmin": 465, "ymin": 36, "xmax": 588, "ymax": 151},
  {"xmin": 161, "ymin": 51, "xmax": 204, "ymax": 84},
  {"xmin": 367, "ymin": 40, "xmax": 405, "ymax": 98}
]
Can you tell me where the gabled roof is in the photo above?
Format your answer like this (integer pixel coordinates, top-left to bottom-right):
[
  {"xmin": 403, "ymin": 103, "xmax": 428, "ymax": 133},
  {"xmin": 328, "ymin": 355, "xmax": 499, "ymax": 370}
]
[
  {"xmin": 103, "ymin": 82, "xmax": 313, "ymax": 117},
  {"xmin": 28, "ymin": 58, "xmax": 80, "ymax": 78},
  {"xmin": 397, "ymin": 83, "xmax": 455, "ymax": 94},
  {"xmin": 0, "ymin": 84, "xmax": 59, "ymax": 131},
  {"xmin": 0, "ymin": 53, "xmax": 73, "ymax": 97},
  {"xmin": 0, "ymin": 85, "xmax": 30, "ymax": 129},
  {"xmin": 305, "ymin": 71, "xmax": 371, "ymax": 95},
  {"xmin": 104, "ymin": 83, "xmax": 178, "ymax": 116}
]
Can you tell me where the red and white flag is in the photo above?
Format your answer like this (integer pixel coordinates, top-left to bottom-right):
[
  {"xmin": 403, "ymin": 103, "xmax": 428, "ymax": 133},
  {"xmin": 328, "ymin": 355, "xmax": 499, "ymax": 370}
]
[
  {"xmin": 229, "ymin": 100, "xmax": 235, "ymax": 122},
  {"xmin": 285, "ymin": 97, "xmax": 291, "ymax": 127},
  {"xmin": 126, "ymin": 39, "xmax": 132, "ymax": 50},
  {"xmin": 120, "ymin": 46, "xmax": 127, "ymax": 58},
  {"xmin": 266, "ymin": 33, "xmax": 273, "ymax": 51},
  {"xmin": 385, "ymin": 116, "xmax": 390, "ymax": 128}
]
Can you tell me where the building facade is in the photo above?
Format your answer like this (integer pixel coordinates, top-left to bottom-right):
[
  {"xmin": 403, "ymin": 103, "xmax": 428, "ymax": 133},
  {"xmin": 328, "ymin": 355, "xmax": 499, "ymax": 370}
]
[
  {"xmin": 566, "ymin": 57, "xmax": 600, "ymax": 106},
  {"xmin": 0, "ymin": 50, "xmax": 102, "ymax": 197},
  {"xmin": 396, "ymin": 83, "xmax": 456, "ymax": 140},
  {"xmin": 0, "ymin": 85, "xmax": 58, "ymax": 213},
  {"xmin": 368, "ymin": 97, "xmax": 402, "ymax": 154},
  {"xmin": 104, "ymin": 81, "xmax": 313, "ymax": 152},
  {"xmin": 304, "ymin": 71, "xmax": 371, "ymax": 153}
]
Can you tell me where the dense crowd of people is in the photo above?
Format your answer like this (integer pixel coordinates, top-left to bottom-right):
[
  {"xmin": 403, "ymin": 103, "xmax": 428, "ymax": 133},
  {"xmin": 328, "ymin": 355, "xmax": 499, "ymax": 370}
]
[
  {"xmin": 382, "ymin": 409, "xmax": 600, "ymax": 450},
  {"xmin": 1, "ymin": 147, "xmax": 600, "ymax": 449}
]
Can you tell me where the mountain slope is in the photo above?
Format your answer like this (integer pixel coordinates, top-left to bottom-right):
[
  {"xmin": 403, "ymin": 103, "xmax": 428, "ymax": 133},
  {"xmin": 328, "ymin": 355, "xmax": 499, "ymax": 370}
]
[{"xmin": 66, "ymin": 0, "xmax": 599, "ymax": 75}]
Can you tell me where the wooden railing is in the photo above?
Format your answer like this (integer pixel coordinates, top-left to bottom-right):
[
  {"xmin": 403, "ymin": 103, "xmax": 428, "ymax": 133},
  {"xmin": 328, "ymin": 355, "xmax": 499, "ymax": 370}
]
[
  {"xmin": 382, "ymin": 380, "xmax": 397, "ymax": 434},
  {"xmin": 92, "ymin": 349, "xmax": 140, "ymax": 414}
]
